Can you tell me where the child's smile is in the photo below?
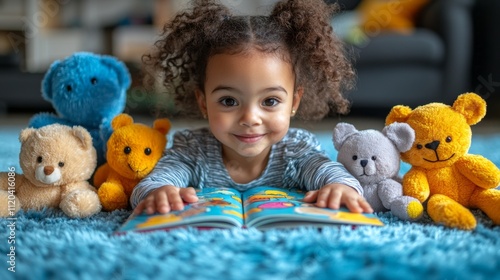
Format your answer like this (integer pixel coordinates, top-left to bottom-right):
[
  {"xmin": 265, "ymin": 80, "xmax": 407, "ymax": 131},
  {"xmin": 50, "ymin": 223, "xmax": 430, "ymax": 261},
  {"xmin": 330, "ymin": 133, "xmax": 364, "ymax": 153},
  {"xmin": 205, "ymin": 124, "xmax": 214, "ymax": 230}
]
[{"xmin": 233, "ymin": 133, "xmax": 265, "ymax": 144}]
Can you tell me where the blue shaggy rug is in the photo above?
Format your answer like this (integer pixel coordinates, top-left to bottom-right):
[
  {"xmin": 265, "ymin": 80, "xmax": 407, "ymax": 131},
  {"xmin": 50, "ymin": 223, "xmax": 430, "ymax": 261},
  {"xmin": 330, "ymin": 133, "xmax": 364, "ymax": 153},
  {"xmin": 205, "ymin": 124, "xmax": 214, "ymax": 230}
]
[{"xmin": 1, "ymin": 124, "xmax": 500, "ymax": 280}]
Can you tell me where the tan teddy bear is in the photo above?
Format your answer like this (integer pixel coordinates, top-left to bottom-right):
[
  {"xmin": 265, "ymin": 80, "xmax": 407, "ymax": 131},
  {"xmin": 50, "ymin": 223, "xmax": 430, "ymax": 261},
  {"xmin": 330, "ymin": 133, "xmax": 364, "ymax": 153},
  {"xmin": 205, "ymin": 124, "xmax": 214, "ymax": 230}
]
[
  {"xmin": 0, "ymin": 124, "xmax": 102, "ymax": 218},
  {"xmin": 386, "ymin": 92, "xmax": 500, "ymax": 230}
]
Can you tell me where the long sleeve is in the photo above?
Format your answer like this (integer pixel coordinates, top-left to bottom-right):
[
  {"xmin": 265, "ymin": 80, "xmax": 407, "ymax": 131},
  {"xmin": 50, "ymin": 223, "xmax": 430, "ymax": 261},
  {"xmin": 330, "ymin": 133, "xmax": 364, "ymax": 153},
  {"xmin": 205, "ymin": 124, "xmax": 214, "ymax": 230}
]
[
  {"xmin": 130, "ymin": 130, "xmax": 205, "ymax": 208},
  {"xmin": 281, "ymin": 129, "xmax": 363, "ymax": 194}
]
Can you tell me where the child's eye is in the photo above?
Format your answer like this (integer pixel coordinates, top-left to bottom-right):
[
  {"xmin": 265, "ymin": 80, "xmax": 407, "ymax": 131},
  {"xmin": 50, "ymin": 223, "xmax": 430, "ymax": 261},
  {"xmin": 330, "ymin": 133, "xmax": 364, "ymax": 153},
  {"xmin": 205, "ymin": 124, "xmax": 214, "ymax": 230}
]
[
  {"xmin": 262, "ymin": 98, "xmax": 279, "ymax": 107},
  {"xmin": 219, "ymin": 97, "xmax": 238, "ymax": 107}
]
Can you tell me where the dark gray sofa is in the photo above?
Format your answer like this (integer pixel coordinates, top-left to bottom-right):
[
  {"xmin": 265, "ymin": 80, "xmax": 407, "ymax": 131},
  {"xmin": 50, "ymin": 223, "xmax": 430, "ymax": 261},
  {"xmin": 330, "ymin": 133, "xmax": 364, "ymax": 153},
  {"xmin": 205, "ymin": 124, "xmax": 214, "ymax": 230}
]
[
  {"xmin": 0, "ymin": 53, "xmax": 46, "ymax": 114},
  {"xmin": 330, "ymin": 0, "xmax": 475, "ymax": 112}
]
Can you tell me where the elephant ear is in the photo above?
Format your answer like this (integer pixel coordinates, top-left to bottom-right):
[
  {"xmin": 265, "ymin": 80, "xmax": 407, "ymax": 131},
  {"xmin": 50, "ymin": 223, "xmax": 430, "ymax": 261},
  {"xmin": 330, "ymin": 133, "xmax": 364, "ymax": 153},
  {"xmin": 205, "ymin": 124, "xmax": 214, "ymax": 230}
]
[
  {"xmin": 100, "ymin": 55, "xmax": 131, "ymax": 91},
  {"xmin": 333, "ymin": 123, "xmax": 359, "ymax": 151},
  {"xmin": 41, "ymin": 59, "xmax": 62, "ymax": 102}
]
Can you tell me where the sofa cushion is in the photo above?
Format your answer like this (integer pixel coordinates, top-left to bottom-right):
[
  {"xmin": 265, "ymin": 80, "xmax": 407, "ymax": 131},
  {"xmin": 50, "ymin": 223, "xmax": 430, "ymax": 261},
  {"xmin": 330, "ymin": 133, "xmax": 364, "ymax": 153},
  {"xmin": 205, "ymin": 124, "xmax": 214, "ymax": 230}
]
[{"xmin": 352, "ymin": 29, "xmax": 444, "ymax": 66}]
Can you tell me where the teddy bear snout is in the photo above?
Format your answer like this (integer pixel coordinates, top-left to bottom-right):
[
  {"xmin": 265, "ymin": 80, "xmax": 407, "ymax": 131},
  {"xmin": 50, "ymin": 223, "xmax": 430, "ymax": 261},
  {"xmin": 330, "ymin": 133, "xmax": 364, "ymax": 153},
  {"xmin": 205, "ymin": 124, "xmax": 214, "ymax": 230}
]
[
  {"xmin": 44, "ymin": 166, "xmax": 54, "ymax": 175},
  {"xmin": 35, "ymin": 165, "xmax": 62, "ymax": 185},
  {"xmin": 356, "ymin": 158, "xmax": 376, "ymax": 178},
  {"xmin": 425, "ymin": 140, "xmax": 440, "ymax": 151}
]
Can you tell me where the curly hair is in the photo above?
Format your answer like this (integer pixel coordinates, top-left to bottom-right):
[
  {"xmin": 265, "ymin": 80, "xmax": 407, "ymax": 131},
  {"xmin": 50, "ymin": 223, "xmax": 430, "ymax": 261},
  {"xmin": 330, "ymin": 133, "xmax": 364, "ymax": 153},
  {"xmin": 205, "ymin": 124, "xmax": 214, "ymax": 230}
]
[{"xmin": 143, "ymin": 0, "xmax": 355, "ymax": 120}]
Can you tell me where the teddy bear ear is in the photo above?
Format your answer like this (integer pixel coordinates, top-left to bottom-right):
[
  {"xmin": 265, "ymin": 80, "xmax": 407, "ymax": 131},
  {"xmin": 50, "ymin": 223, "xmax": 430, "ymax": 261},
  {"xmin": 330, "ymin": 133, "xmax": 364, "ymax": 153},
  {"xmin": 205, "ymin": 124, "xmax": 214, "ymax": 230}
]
[
  {"xmin": 19, "ymin": 128, "xmax": 37, "ymax": 143},
  {"xmin": 385, "ymin": 105, "xmax": 413, "ymax": 126},
  {"xmin": 383, "ymin": 122, "xmax": 415, "ymax": 153},
  {"xmin": 333, "ymin": 123, "xmax": 358, "ymax": 150},
  {"xmin": 452, "ymin": 92, "xmax": 486, "ymax": 125},
  {"xmin": 153, "ymin": 118, "xmax": 171, "ymax": 136},
  {"xmin": 71, "ymin": 126, "xmax": 93, "ymax": 150},
  {"xmin": 111, "ymin": 113, "xmax": 134, "ymax": 130},
  {"xmin": 100, "ymin": 55, "xmax": 132, "ymax": 91},
  {"xmin": 41, "ymin": 60, "xmax": 62, "ymax": 102}
]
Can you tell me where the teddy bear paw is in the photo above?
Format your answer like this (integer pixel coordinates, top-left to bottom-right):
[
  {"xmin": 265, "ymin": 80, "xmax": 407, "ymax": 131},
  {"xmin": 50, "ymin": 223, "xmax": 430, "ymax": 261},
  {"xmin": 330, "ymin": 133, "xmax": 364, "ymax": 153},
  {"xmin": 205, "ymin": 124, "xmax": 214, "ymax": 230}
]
[
  {"xmin": 406, "ymin": 200, "xmax": 424, "ymax": 220},
  {"xmin": 97, "ymin": 182, "xmax": 129, "ymax": 211},
  {"xmin": 391, "ymin": 196, "xmax": 423, "ymax": 221},
  {"xmin": 0, "ymin": 190, "xmax": 20, "ymax": 217},
  {"xmin": 427, "ymin": 194, "xmax": 476, "ymax": 230},
  {"xmin": 60, "ymin": 189, "xmax": 102, "ymax": 218}
]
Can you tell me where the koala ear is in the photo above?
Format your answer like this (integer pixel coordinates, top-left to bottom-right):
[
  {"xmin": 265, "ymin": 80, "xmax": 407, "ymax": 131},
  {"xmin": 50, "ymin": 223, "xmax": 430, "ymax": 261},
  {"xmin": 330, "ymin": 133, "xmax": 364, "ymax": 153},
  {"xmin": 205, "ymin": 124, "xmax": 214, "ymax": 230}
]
[
  {"xmin": 333, "ymin": 123, "xmax": 358, "ymax": 150},
  {"xmin": 71, "ymin": 126, "xmax": 93, "ymax": 150},
  {"xmin": 111, "ymin": 113, "xmax": 134, "ymax": 130},
  {"xmin": 383, "ymin": 122, "xmax": 415, "ymax": 153},
  {"xmin": 100, "ymin": 55, "xmax": 131, "ymax": 91},
  {"xmin": 385, "ymin": 105, "xmax": 413, "ymax": 126},
  {"xmin": 452, "ymin": 92, "xmax": 486, "ymax": 125},
  {"xmin": 19, "ymin": 128, "xmax": 37, "ymax": 143},
  {"xmin": 153, "ymin": 118, "xmax": 171, "ymax": 136},
  {"xmin": 41, "ymin": 60, "xmax": 62, "ymax": 101}
]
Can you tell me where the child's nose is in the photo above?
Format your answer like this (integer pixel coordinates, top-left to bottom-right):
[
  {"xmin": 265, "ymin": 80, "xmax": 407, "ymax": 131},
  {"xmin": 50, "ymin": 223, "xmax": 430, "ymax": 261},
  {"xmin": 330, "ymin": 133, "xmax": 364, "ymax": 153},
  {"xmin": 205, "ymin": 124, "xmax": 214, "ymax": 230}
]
[{"xmin": 239, "ymin": 106, "xmax": 262, "ymax": 127}]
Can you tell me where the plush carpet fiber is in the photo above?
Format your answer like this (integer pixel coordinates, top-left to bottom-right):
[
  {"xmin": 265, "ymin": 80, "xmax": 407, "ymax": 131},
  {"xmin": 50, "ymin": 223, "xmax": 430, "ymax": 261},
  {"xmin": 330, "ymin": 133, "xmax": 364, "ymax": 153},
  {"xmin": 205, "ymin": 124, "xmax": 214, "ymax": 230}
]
[{"xmin": 1, "ymin": 125, "xmax": 500, "ymax": 280}]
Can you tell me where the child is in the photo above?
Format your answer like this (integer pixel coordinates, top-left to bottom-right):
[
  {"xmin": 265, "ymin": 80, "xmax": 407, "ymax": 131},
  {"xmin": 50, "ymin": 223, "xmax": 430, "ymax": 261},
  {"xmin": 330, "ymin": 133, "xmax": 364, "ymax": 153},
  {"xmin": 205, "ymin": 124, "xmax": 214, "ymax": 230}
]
[{"xmin": 132, "ymin": 0, "xmax": 373, "ymax": 215}]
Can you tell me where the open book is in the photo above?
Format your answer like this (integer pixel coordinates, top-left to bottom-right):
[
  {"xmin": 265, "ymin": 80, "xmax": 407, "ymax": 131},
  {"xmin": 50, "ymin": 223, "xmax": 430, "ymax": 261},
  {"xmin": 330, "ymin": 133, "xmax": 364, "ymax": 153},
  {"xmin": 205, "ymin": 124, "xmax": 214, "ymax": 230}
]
[{"xmin": 116, "ymin": 186, "xmax": 384, "ymax": 233}]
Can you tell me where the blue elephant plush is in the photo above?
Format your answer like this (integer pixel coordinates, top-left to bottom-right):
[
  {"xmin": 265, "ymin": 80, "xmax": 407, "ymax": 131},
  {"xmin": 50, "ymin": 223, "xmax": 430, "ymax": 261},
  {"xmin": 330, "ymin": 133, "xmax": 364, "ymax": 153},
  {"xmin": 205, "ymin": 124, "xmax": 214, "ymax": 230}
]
[{"xmin": 29, "ymin": 52, "xmax": 131, "ymax": 165}]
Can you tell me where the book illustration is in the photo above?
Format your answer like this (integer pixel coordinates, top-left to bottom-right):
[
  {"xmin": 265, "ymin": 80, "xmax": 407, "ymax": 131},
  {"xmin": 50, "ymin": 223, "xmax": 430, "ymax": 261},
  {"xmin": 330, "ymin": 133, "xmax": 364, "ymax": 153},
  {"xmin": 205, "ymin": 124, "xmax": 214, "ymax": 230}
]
[
  {"xmin": 243, "ymin": 189, "xmax": 298, "ymax": 206},
  {"xmin": 294, "ymin": 207, "xmax": 384, "ymax": 225},
  {"xmin": 137, "ymin": 207, "xmax": 208, "ymax": 229}
]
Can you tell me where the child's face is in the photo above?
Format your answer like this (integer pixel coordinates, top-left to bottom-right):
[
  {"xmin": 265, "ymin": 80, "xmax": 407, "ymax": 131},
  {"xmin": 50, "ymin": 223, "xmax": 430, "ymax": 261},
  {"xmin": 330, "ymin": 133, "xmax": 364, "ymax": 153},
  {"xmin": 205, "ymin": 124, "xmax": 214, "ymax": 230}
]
[{"xmin": 197, "ymin": 50, "xmax": 302, "ymax": 161}]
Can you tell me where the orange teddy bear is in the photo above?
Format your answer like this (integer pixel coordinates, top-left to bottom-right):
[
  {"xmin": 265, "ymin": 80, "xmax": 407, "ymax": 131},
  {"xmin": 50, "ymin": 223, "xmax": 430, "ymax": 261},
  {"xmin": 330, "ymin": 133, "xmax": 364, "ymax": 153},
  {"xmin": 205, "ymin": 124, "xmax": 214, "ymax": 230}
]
[
  {"xmin": 93, "ymin": 113, "xmax": 171, "ymax": 211},
  {"xmin": 386, "ymin": 93, "xmax": 500, "ymax": 230}
]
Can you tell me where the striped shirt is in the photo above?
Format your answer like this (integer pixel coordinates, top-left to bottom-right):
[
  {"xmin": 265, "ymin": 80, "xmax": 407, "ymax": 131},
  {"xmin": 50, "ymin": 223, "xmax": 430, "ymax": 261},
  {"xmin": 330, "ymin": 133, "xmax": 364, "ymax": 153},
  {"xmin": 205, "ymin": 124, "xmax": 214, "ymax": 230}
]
[{"xmin": 130, "ymin": 127, "xmax": 362, "ymax": 208}]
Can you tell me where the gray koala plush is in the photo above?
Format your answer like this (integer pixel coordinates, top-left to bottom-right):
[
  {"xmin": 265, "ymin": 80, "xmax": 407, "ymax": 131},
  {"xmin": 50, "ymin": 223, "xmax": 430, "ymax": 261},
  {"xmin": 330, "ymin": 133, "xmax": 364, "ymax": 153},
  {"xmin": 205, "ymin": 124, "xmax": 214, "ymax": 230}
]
[{"xmin": 333, "ymin": 122, "xmax": 423, "ymax": 221}]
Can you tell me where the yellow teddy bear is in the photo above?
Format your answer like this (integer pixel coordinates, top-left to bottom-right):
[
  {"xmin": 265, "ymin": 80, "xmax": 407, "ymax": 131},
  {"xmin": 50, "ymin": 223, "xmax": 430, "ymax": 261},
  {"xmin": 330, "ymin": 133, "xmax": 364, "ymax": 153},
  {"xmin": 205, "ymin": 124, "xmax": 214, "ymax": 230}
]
[
  {"xmin": 93, "ymin": 113, "xmax": 171, "ymax": 211},
  {"xmin": 386, "ymin": 93, "xmax": 500, "ymax": 230}
]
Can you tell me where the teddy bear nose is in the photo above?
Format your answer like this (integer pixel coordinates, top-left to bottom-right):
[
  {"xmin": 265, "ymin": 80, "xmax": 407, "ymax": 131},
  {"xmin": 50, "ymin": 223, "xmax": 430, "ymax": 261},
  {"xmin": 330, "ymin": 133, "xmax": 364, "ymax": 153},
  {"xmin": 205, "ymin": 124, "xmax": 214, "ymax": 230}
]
[
  {"xmin": 360, "ymin": 159, "xmax": 368, "ymax": 167},
  {"xmin": 44, "ymin": 166, "xmax": 54, "ymax": 175},
  {"xmin": 425, "ymin": 141, "xmax": 440, "ymax": 151}
]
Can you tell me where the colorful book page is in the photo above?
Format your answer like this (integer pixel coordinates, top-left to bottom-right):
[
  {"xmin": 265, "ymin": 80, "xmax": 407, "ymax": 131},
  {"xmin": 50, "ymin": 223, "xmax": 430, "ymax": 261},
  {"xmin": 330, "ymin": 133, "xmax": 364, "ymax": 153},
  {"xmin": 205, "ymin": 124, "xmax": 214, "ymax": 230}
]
[
  {"xmin": 117, "ymin": 187, "xmax": 245, "ymax": 232},
  {"xmin": 242, "ymin": 186, "xmax": 384, "ymax": 229}
]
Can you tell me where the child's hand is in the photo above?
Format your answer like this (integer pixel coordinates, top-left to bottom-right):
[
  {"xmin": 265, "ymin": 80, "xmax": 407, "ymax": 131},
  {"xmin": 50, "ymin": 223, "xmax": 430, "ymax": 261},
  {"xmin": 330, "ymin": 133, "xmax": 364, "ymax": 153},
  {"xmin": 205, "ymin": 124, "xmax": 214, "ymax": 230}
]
[
  {"xmin": 133, "ymin": 186, "xmax": 199, "ymax": 215},
  {"xmin": 303, "ymin": 183, "xmax": 373, "ymax": 213}
]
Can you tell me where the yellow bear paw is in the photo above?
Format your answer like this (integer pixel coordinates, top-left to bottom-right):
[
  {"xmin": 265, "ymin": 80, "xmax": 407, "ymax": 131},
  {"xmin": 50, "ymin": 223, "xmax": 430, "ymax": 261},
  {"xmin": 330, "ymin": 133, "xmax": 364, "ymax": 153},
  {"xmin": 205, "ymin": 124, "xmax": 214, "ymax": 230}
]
[
  {"xmin": 427, "ymin": 194, "xmax": 476, "ymax": 230},
  {"xmin": 98, "ymin": 182, "xmax": 129, "ymax": 211}
]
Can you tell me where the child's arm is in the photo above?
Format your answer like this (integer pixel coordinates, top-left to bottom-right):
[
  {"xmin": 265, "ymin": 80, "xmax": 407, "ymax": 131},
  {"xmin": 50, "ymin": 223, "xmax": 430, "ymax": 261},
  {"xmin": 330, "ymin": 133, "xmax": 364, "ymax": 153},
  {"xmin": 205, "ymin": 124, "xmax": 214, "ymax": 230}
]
[
  {"xmin": 303, "ymin": 183, "xmax": 373, "ymax": 213},
  {"xmin": 133, "ymin": 186, "xmax": 199, "ymax": 214},
  {"xmin": 131, "ymin": 129, "xmax": 207, "ymax": 212}
]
